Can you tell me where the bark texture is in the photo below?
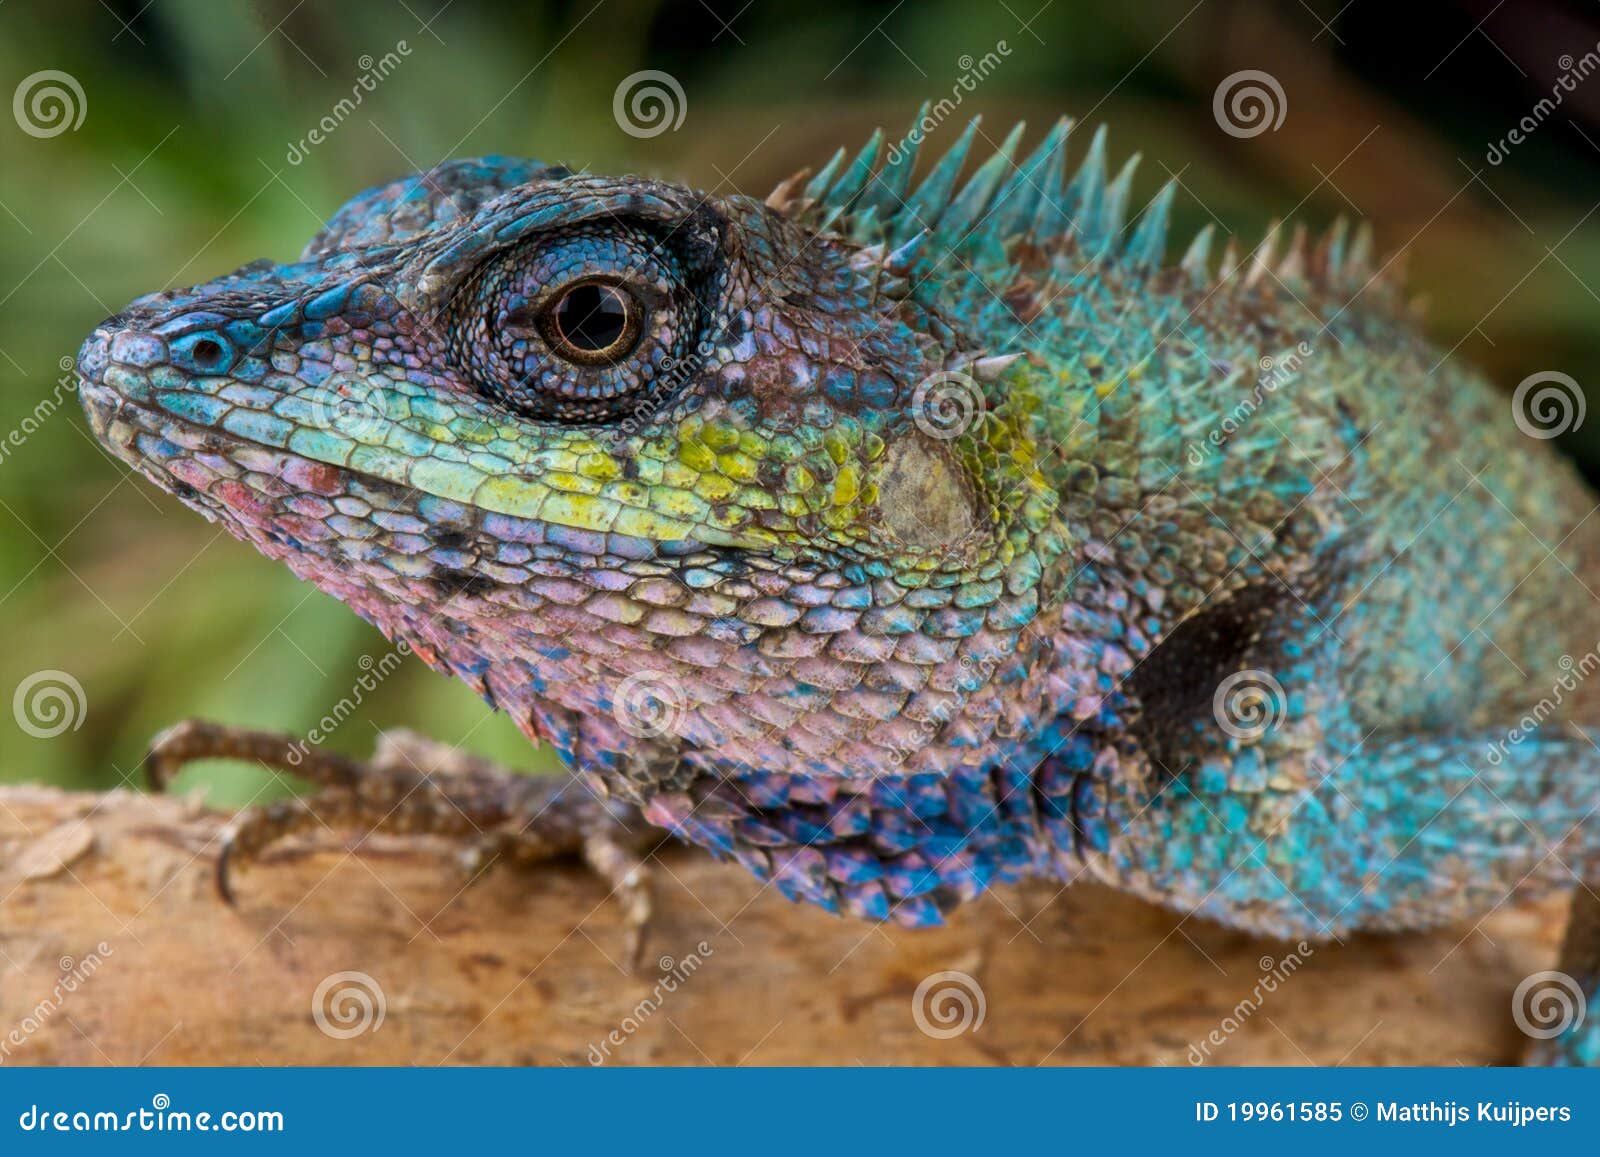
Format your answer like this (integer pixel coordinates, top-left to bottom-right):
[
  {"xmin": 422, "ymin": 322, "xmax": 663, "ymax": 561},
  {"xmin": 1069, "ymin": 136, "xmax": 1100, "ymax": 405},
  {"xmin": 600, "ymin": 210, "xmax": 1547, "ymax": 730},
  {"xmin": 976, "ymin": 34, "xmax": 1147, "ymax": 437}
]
[{"xmin": 0, "ymin": 785, "xmax": 1566, "ymax": 1066}]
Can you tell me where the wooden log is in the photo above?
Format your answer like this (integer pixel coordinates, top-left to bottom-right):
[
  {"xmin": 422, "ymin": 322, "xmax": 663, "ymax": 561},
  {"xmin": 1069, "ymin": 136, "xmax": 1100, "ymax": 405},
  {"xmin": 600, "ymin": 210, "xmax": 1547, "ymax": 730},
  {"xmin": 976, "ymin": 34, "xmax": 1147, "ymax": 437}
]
[{"xmin": 0, "ymin": 785, "xmax": 1566, "ymax": 1065}]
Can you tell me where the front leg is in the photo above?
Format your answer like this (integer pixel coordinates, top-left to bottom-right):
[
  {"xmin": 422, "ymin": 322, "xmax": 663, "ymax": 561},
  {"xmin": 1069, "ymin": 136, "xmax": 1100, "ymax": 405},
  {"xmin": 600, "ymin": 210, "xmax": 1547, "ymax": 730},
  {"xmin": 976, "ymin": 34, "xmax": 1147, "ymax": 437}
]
[{"xmin": 145, "ymin": 719, "xmax": 662, "ymax": 965}]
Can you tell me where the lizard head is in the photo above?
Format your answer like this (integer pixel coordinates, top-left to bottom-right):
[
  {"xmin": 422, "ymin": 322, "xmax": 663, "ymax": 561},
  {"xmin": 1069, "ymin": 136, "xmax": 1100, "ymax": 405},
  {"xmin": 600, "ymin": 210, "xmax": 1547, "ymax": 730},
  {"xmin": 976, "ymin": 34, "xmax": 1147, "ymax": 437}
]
[{"xmin": 78, "ymin": 139, "xmax": 1068, "ymax": 784}]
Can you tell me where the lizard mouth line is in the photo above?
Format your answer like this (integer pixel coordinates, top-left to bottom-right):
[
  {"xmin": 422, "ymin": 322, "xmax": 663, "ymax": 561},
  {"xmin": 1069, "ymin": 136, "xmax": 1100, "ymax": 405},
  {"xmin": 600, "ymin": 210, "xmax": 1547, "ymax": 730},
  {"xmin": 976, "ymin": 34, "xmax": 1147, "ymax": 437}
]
[
  {"xmin": 79, "ymin": 378, "xmax": 736, "ymax": 561},
  {"xmin": 80, "ymin": 379, "xmax": 367, "ymax": 500}
]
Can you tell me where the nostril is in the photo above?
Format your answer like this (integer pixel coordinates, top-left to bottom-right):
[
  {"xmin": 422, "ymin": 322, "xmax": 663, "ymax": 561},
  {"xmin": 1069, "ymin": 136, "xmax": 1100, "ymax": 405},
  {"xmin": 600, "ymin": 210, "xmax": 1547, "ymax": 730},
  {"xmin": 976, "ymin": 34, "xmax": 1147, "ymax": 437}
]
[{"xmin": 170, "ymin": 331, "xmax": 236, "ymax": 375}]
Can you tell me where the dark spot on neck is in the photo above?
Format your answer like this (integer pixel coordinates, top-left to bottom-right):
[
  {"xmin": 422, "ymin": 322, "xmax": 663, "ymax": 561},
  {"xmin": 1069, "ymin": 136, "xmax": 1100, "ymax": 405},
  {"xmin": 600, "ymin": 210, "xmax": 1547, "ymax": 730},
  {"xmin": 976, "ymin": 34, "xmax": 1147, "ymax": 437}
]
[
  {"xmin": 1125, "ymin": 581, "xmax": 1286, "ymax": 778},
  {"xmin": 432, "ymin": 568, "xmax": 495, "ymax": 599}
]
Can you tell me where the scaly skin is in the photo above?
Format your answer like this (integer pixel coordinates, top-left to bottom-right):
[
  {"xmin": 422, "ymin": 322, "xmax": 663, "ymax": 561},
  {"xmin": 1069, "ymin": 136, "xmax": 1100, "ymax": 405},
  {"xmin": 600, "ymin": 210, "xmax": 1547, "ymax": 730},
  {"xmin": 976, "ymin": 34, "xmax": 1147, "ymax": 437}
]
[{"xmin": 75, "ymin": 117, "xmax": 1600, "ymax": 1058}]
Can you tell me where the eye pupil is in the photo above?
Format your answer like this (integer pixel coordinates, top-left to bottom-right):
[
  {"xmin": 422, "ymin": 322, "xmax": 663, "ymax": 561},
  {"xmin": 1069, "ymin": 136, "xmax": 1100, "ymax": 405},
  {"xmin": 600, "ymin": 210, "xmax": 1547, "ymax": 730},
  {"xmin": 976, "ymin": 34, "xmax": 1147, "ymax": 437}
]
[{"xmin": 552, "ymin": 283, "xmax": 629, "ymax": 354}]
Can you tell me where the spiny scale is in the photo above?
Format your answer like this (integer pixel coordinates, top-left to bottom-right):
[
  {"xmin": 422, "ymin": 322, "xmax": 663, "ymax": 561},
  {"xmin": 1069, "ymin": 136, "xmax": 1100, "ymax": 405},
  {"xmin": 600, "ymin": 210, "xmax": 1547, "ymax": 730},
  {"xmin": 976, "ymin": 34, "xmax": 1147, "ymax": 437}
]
[{"xmin": 776, "ymin": 110, "xmax": 1407, "ymax": 298}]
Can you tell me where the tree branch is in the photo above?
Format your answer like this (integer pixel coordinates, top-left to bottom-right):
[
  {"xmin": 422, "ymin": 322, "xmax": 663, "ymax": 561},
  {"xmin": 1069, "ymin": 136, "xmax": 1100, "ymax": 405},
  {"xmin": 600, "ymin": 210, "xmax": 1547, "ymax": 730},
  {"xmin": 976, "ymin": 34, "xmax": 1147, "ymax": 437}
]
[{"xmin": 0, "ymin": 785, "xmax": 1564, "ymax": 1065}]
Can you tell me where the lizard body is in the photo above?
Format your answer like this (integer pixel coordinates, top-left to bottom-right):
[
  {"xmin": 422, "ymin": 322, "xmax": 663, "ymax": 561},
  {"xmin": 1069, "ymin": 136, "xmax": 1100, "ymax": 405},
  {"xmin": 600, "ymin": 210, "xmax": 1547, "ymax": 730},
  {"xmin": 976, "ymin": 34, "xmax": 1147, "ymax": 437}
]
[{"xmin": 78, "ymin": 117, "xmax": 1599, "ymax": 1059}]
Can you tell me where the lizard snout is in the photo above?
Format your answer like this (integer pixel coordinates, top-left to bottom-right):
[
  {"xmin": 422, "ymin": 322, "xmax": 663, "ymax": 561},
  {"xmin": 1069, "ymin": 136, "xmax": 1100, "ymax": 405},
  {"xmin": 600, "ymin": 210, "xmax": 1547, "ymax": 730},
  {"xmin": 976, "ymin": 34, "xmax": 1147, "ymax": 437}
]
[
  {"xmin": 73, "ymin": 316, "xmax": 138, "ymax": 437},
  {"xmin": 73, "ymin": 315, "xmax": 126, "ymax": 388}
]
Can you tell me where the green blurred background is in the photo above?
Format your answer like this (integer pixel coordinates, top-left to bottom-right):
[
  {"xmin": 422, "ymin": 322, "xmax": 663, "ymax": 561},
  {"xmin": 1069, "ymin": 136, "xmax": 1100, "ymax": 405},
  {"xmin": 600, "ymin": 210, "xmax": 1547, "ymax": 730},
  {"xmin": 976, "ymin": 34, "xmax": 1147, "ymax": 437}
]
[{"xmin": 2, "ymin": 0, "xmax": 1599, "ymax": 804}]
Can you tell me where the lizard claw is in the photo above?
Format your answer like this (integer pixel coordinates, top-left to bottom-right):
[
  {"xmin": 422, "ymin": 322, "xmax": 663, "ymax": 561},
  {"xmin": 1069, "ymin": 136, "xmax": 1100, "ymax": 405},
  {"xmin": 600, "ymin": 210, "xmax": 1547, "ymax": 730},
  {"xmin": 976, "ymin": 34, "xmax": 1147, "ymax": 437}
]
[{"xmin": 145, "ymin": 719, "xmax": 662, "ymax": 968}]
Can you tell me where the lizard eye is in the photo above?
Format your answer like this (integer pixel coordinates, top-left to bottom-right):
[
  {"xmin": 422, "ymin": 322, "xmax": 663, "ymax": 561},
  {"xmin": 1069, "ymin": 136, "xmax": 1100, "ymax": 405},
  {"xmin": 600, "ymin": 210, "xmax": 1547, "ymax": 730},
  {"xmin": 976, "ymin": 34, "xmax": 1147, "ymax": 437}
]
[
  {"xmin": 445, "ymin": 223, "xmax": 697, "ymax": 424},
  {"xmin": 539, "ymin": 277, "xmax": 643, "ymax": 365}
]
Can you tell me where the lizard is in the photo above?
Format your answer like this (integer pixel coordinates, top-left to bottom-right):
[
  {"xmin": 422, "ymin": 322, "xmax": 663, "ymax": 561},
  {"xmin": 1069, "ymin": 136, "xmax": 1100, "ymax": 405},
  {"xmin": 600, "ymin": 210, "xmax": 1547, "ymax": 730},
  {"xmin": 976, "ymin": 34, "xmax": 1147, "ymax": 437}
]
[{"xmin": 75, "ymin": 111, "xmax": 1599, "ymax": 1064}]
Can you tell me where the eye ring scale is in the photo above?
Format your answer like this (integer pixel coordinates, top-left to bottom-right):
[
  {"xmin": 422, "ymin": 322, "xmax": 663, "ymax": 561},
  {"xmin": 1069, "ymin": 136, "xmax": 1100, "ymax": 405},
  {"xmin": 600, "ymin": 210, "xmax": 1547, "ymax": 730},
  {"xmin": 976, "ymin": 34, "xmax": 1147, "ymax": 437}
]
[{"xmin": 538, "ymin": 276, "xmax": 644, "ymax": 366}]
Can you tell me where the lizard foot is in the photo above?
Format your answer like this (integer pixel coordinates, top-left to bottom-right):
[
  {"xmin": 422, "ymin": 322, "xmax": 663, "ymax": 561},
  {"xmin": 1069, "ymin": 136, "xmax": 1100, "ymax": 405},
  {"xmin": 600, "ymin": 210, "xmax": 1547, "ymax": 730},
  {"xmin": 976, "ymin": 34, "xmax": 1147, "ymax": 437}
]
[{"xmin": 145, "ymin": 719, "xmax": 660, "ymax": 968}]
